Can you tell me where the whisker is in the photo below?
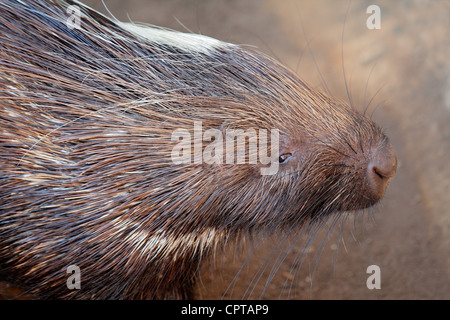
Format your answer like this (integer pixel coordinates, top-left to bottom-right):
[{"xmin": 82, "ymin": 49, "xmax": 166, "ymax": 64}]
[
  {"xmin": 341, "ymin": 0, "xmax": 354, "ymax": 110},
  {"xmin": 294, "ymin": 1, "xmax": 334, "ymax": 98}
]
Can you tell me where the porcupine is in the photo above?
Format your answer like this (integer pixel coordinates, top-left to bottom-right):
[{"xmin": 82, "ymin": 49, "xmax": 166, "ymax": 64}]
[{"xmin": 0, "ymin": 0, "xmax": 397, "ymax": 299}]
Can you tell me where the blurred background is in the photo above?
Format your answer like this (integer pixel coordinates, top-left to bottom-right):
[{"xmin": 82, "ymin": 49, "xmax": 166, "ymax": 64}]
[
  {"xmin": 82, "ymin": 0, "xmax": 449, "ymax": 299},
  {"xmin": 4, "ymin": 0, "xmax": 445, "ymax": 299}
]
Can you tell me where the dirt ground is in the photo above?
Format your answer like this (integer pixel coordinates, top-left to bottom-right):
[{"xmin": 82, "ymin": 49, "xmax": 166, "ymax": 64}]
[{"xmin": 3, "ymin": 0, "xmax": 448, "ymax": 300}]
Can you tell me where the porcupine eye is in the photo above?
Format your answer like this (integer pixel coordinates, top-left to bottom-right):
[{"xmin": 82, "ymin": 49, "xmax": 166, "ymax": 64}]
[{"xmin": 279, "ymin": 153, "xmax": 292, "ymax": 164}]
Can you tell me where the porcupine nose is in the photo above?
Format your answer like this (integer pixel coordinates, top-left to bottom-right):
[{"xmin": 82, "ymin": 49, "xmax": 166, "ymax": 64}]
[{"xmin": 367, "ymin": 140, "xmax": 398, "ymax": 201}]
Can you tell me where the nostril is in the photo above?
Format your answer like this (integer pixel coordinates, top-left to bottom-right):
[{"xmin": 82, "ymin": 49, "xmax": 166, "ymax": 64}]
[
  {"xmin": 366, "ymin": 142, "xmax": 398, "ymax": 202},
  {"xmin": 371, "ymin": 159, "xmax": 396, "ymax": 180},
  {"xmin": 372, "ymin": 166, "xmax": 385, "ymax": 180},
  {"xmin": 369, "ymin": 145, "xmax": 398, "ymax": 180}
]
